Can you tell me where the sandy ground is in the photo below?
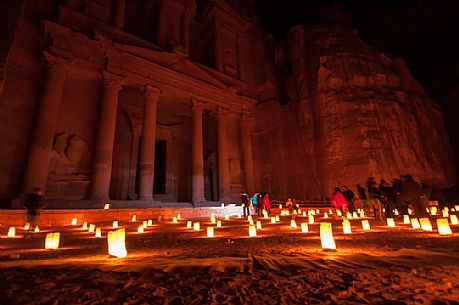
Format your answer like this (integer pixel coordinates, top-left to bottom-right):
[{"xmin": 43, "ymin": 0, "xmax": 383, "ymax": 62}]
[{"xmin": 1, "ymin": 212, "xmax": 459, "ymax": 304}]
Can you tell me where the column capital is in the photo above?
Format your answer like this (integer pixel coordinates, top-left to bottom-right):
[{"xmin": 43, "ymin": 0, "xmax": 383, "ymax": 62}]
[
  {"xmin": 43, "ymin": 52, "xmax": 70, "ymax": 73},
  {"xmin": 101, "ymin": 71, "xmax": 124, "ymax": 90},
  {"xmin": 141, "ymin": 85, "xmax": 161, "ymax": 99},
  {"xmin": 190, "ymin": 98, "xmax": 205, "ymax": 112}
]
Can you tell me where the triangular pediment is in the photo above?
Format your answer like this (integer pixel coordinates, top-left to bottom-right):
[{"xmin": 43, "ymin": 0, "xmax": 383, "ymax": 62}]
[{"xmin": 114, "ymin": 44, "xmax": 229, "ymax": 90}]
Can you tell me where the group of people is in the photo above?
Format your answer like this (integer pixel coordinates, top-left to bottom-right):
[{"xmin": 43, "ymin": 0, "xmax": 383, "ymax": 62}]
[
  {"xmin": 332, "ymin": 174, "xmax": 429, "ymax": 220},
  {"xmin": 240, "ymin": 191, "xmax": 272, "ymax": 216}
]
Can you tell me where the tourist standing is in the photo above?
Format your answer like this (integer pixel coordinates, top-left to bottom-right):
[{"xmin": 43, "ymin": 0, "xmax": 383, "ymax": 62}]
[
  {"xmin": 250, "ymin": 192, "xmax": 259, "ymax": 215},
  {"xmin": 343, "ymin": 186, "xmax": 355, "ymax": 213},
  {"xmin": 240, "ymin": 191, "xmax": 250, "ymax": 216},
  {"xmin": 263, "ymin": 192, "xmax": 271, "ymax": 214},
  {"xmin": 24, "ymin": 187, "xmax": 44, "ymax": 229},
  {"xmin": 331, "ymin": 187, "xmax": 348, "ymax": 214},
  {"xmin": 400, "ymin": 175, "xmax": 427, "ymax": 217}
]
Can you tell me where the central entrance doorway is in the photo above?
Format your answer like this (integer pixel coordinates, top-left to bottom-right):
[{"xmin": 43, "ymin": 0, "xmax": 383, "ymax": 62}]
[{"xmin": 153, "ymin": 139, "xmax": 167, "ymax": 195}]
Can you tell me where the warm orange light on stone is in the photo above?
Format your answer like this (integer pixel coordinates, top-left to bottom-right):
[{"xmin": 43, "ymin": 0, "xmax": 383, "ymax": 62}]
[
  {"xmin": 342, "ymin": 220, "xmax": 351, "ymax": 234},
  {"xmin": 207, "ymin": 226, "xmax": 214, "ymax": 238},
  {"xmin": 361, "ymin": 220, "xmax": 370, "ymax": 231},
  {"xmin": 249, "ymin": 225, "xmax": 257, "ymax": 237},
  {"xmin": 320, "ymin": 222, "xmax": 336, "ymax": 250},
  {"xmin": 420, "ymin": 218, "xmax": 432, "ymax": 231},
  {"xmin": 45, "ymin": 232, "xmax": 60, "ymax": 250},
  {"xmin": 237, "ymin": 214, "xmax": 242, "ymax": 219},
  {"xmin": 437, "ymin": 218, "xmax": 452, "ymax": 235},
  {"xmin": 107, "ymin": 228, "xmax": 127, "ymax": 258},
  {"xmin": 301, "ymin": 222, "xmax": 308, "ymax": 232},
  {"xmin": 8, "ymin": 227, "xmax": 15, "ymax": 237}
]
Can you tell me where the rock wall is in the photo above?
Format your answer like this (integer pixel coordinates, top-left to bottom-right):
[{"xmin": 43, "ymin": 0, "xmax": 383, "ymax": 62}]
[{"xmin": 253, "ymin": 24, "xmax": 455, "ymax": 199}]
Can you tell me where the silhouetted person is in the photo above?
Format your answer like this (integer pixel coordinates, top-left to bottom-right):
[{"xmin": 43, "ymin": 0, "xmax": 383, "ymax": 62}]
[
  {"xmin": 343, "ymin": 186, "xmax": 355, "ymax": 213},
  {"xmin": 257, "ymin": 192, "xmax": 264, "ymax": 215},
  {"xmin": 24, "ymin": 187, "xmax": 44, "ymax": 229},
  {"xmin": 263, "ymin": 192, "xmax": 271, "ymax": 214},
  {"xmin": 401, "ymin": 175, "xmax": 427, "ymax": 217},
  {"xmin": 379, "ymin": 179, "xmax": 393, "ymax": 217},
  {"xmin": 240, "ymin": 191, "xmax": 250, "ymax": 216},
  {"xmin": 356, "ymin": 184, "xmax": 367, "ymax": 209},
  {"xmin": 367, "ymin": 177, "xmax": 383, "ymax": 220}
]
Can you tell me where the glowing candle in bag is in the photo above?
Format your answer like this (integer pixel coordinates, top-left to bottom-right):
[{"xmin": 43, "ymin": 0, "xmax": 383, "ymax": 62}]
[
  {"xmin": 8, "ymin": 227, "xmax": 15, "ymax": 237},
  {"xmin": 403, "ymin": 215, "xmax": 410, "ymax": 224},
  {"xmin": 172, "ymin": 216, "xmax": 177, "ymax": 223},
  {"xmin": 271, "ymin": 216, "xmax": 276, "ymax": 224},
  {"xmin": 211, "ymin": 213, "xmax": 216, "ymax": 224},
  {"xmin": 147, "ymin": 219, "xmax": 153, "ymax": 226},
  {"xmin": 82, "ymin": 222, "xmax": 87, "ymax": 230},
  {"xmin": 71, "ymin": 218, "xmax": 77, "ymax": 226},
  {"xmin": 225, "ymin": 215, "xmax": 230, "ymax": 220},
  {"xmin": 207, "ymin": 226, "xmax": 214, "ymax": 238},
  {"xmin": 337, "ymin": 210, "xmax": 342, "ymax": 217},
  {"xmin": 177, "ymin": 213, "xmax": 181, "ymax": 220},
  {"xmin": 394, "ymin": 209, "xmax": 399, "ymax": 216},
  {"xmin": 34, "ymin": 226, "xmax": 40, "ymax": 232},
  {"xmin": 89, "ymin": 224, "xmax": 95, "ymax": 232},
  {"xmin": 95, "ymin": 228, "xmax": 102, "ymax": 237},
  {"xmin": 437, "ymin": 218, "xmax": 452, "ymax": 235},
  {"xmin": 430, "ymin": 207, "xmax": 437, "ymax": 216},
  {"xmin": 309, "ymin": 215, "xmax": 314, "ymax": 224},
  {"xmin": 112, "ymin": 221, "xmax": 118, "ymax": 229},
  {"xmin": 249, "ymin": 220, "xmax": 254, "ymax": 226},
  {"xmin": 143, "ymin": 221, "xmax": 148, "ymax": 228},
  {"xmin": 104, "ymin": 203, "xmax": 110, "ymax": 209},
  {"xmin": 24, "ymin": 223, "xmax": 30, "ymax": 230},
  {"xmin": 352, "ymin": 212, "xmax": 358, "ymax": 218},
  {"xmin": 217, "ymin": 220, "xmax": 222, "ymax": 228},
  {"xmin": 442, "ymin": 210, "xmax": 449, "ymax": 218},
  {"xmin": 420, "ymin": 218, "xmax": 432, "ymax": 231},
  {"xmin": 131, "ymin": 215, "xmax": 137, "ymax": 222},
  {"xmin": 386, "ymin": 218, "xmax": 395, "ymax": 227},
  {"xmin": 45, "ymin": 232, "xmax": 60, "ymax": 250},
  {"xmin": 450, "ymin": 215, "xmax": 459, "ymax": 225},
  {"xmin": 290, "ymin": 219, "xmax": 297, "ymax": 228},
  {"xmin": 256, "ymin": 221, "xmax": 262, "ymax": 230},
  {"xmin": 301, "ymin": 222, "xmax": 308, "ymax": 232},
  {"xmin": 320, "ymin": 222, "xmax": 336, "ymax": 250},
  {"xmin": 193, "ymin": 222, "xmax": 200, "ymax": 231},
  {"xmin": 361, "ymin": 220, "xmax": 370, "ymax": 231},
  {"xmin": 107, "ymin": 228, "xmax": 127, "ymax": 258},
  {"xmin": 347, "ymin": 212, "xmax": 352, "ymax": 219},
  {"xmin": 324, "ymin": 212, "xmax": 328, "ymax": 219},
  {"xmin": 275, "ymin": 215, "xmax": 280, "ymax": 222},
  {"xmin": 342, "ymin": 219, "xmax": 352, "ymax": 234},
  {"xmin": 187, "ymin": 220, "xmax": 192, "ymax": 228},
  {"xmin": 247, "ymin": 215, "xmax": 252, "ymax": 223},
  {"xmin": 249, "ymin": 225, "xmax": 257, "ymax": 237},
  {"xmin": 411, "ymin": 218, "xmax": 421, "ymax": 229}
]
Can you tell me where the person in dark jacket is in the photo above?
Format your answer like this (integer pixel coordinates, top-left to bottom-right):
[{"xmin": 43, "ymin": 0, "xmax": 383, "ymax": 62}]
[
  {"xmin": 343, "ymin": 186, "xmax": 355, "ymax": 213},
  {"xmin": 400, "ymin": 175, "xmax": 427, "ymax": 217},
  {"xmin": 257, "ymin": 192, "xmax": 264, "ymax": 216},
  {"xmin": 240, "ymin": 191, "xmax": 250, "ymax": 216},
  {"xmin": 24, "ymin": 187, "xmax": 44, "ymax": 229},
  {"xmin": 356, "ymin": 184, "xmax": 367, "ymax": 209},
  {"xmin": 379, "ymin": 179, "xmax": 393, "ymax": 217}
]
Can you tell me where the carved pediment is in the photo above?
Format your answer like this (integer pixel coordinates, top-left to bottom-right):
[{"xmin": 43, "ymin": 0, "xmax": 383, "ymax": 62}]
[{"xmin": 113, "ymin": 44, "xmax": 229, "ymax": 90}]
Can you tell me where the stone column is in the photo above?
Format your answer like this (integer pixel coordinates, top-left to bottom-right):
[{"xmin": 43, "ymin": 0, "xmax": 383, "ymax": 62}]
[
  {"xmin": 90, "ymin": 72, "xmax": 123, "ymax": 200},
  {"xmin": 22, "ymin": 52, "xmax": 68, "ymax": 193},
  {"xmin": 240, "ymin": 112, "xmax": 254, "ymax": 193},
  {"xmin": 217, "ymin": 107, "xmax": 231, "ymax": 202},
  {"xmin": 113, "ymin": 0, "xmax": 126, "ymax": 29},
  {"xmin": 138, "ymin": 85, "xmax": 160, "ymax": 200},
  {"xmin": 191, "ymin": 99, "xmax": 205, "ymax": 203}
]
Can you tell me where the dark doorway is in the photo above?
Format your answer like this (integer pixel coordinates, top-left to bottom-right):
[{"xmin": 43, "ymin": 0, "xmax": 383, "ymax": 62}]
[{"xmin": 154, "ymin": 140, "xmax": 167, "ymax": 194}]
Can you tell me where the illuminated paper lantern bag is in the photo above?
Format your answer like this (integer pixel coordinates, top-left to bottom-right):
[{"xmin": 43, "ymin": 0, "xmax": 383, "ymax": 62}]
[
  {"xmin": 107, "ymin": 228, "xmax": 127, "ymax": 258},
  {"xmin": 320, "ymin": 222, "xmax": 336, "ymax": 250},
  {"xmin": 45, "ymin": 232, "xmax": 60, "ymax": 250}
]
